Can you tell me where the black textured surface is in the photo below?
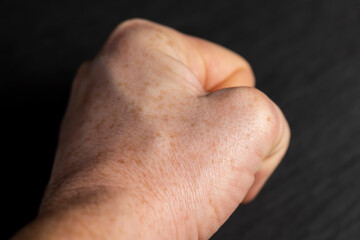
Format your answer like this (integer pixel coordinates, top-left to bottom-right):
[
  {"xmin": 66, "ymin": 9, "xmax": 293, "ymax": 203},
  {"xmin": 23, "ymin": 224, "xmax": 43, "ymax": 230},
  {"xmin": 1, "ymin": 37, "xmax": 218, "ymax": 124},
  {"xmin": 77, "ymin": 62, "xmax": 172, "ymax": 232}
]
[{"xmin": 2, "ymin": 0, "xmax": 360, "ymax": 239}]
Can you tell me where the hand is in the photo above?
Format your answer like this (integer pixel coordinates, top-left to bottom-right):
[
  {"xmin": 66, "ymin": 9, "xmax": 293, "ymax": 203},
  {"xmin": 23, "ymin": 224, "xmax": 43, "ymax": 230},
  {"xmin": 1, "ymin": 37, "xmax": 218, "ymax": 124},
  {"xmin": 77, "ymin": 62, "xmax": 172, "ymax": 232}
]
[{"xmin": 13, "ymin": 19, "xmax": 290, "ymax": 240}]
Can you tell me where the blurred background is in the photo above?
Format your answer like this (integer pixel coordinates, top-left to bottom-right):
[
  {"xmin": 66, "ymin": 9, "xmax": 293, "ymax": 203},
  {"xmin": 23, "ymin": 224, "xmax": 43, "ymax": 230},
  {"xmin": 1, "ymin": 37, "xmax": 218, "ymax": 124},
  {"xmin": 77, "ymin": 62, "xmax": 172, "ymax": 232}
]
[{"xmin": 2, "ymin": 0, "xmax": 360, "ymax": 239}]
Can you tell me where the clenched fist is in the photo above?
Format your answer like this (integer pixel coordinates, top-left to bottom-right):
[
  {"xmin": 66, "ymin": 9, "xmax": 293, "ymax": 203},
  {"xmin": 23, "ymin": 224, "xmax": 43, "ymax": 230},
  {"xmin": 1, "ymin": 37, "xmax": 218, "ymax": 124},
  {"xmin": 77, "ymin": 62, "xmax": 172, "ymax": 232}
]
[{"xmin": 13, "ymin": 19, "xmax": 290, "ymax": 240}]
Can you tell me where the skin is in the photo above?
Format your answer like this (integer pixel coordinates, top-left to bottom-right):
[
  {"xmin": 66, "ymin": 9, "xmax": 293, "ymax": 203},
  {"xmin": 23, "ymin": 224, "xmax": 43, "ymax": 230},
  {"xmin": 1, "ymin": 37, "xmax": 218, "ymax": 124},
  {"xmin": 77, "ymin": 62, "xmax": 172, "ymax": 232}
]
[{"xmin": 12, "ymin": 19, "xmax": 290, "ymax": 240}]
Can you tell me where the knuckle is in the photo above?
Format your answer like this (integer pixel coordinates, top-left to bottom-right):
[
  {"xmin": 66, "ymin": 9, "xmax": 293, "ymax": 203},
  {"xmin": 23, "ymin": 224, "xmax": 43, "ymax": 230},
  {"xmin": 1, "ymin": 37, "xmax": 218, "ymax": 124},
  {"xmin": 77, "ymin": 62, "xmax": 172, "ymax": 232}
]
[
  {"xmin": 244, "ymin": 88, "xmax": 276, "ymax": 119},
  {"xmin": 239, "ymin": 88, "xmax": 292, "ymax": 160},
  {"xmin": 240, "ymin": 87, "xmax": 281, "ymax": 140},
  {"xmin": 214, "ymin": 87, "xmax": 282, "ymax": 150},
  {"xmin": 75, "ymin": 61, "xmax": 89, "ymax": 76},
  {"xmin": 115, "ymin": 18, "xmax": 152, "ymax": 34},
  {"xmin": 103, "ymin": 18, "xmax": 156, "ymax": 54},
  {"xmin": 73, "ymin": 60, "xmax": 91, "ymax": 87},
  {"xmin": 103, "ymin": 18, "xmax": 168, "ymax": 57}
]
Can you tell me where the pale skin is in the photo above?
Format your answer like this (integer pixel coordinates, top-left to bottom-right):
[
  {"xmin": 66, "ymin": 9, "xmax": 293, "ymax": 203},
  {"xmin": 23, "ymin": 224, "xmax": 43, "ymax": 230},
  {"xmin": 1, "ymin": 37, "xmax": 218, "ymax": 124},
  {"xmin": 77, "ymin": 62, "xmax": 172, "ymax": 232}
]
[{"xmin": 12, "ymin": 19, "xmax": 290, "ymax": 240}]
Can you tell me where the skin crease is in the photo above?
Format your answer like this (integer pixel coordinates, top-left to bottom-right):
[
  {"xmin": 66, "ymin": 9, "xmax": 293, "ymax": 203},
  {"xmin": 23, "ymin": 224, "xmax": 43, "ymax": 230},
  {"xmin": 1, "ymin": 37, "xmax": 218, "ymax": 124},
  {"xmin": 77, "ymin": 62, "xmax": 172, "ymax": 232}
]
[{"xmin": 12, "ymin": 19, "xmax": 290, "ymax": 240}]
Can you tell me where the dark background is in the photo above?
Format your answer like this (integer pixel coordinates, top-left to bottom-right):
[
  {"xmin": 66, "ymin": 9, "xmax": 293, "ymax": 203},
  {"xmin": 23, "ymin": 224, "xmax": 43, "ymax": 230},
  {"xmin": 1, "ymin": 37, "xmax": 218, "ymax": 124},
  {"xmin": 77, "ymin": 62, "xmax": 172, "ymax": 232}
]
[{"xmin": 2, "ymin": 0, "xmax": 360, "ymax": 239}]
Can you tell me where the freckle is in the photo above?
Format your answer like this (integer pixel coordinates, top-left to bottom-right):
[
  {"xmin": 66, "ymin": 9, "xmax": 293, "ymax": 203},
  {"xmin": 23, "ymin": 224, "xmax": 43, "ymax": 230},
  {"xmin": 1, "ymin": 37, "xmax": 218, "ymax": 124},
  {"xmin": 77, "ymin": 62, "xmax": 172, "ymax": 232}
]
[
  {"xmin": 154, "ymin": 33, "xmax": 162, "ymax": 39},
  {"xmin": 267, "ymin": 116, "xmax": 271, "ymax": 121},
  {"xmin": 140, "ymin": 195, "xmax": 147, "ymax": 205},
  {"xmin": 165, "ymin": 65, "xmax": 172, "ymax": 72},
  {"xmin": 134, "ymin": 158, "xmax": 142, "ymax": 165},
  {"xmin": 140, "ymin": 86, "xmax": 145, "ymax": 92},
  {"xmin": 162, "ymin": 114, "xmax": 169, "ymax": 122},
  {"xmin": 190, "ymin": 123, "xmax": 195, "ymax": 127},
  {"xmin": 248, "ymin": 103, "xmax": 253, "ymax": 108},
  {"xmin": 96, "ymin": 151, "xmax": 107, "ymax": 160},
  {"xmin": 118, "ymin": 158, "xmax": 125, "ymax": 164},
  {"xmin": 169, "ymin": 132, "xmax": 177, "ymax": 138},
  {"xmin": 126, "ymin": 145, "xmax": 136, "ymax": 152},
  {"xmin": 143, "ymin": 180, "xmax": 152, "ymax": 190},
  {"xmin": 151, "ymin": 96, "xmax": 158, "ymax": 103}
]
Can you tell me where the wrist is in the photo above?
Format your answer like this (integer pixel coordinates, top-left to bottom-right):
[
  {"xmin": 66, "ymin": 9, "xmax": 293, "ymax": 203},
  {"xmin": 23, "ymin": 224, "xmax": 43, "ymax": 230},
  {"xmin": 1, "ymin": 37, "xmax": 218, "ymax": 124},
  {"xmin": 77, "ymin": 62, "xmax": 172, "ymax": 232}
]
[
  {"xmin": 12, "ymin": 189, "xmax": 138, "ymax": 239},
  {"xmin": 13, "ymin": 185, "xmax": 195, "ymax": 240}
]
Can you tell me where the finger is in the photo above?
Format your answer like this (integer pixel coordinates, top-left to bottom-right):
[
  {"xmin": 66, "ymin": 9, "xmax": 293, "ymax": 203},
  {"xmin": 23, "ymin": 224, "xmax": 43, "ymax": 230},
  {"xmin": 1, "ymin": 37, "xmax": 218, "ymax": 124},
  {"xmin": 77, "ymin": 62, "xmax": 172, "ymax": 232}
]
[
  {"xmin": 184, "ymin": 35, "xmax": 255, "ymax": 91},
  {"xmin": 206, "ymin": 87, "xmax": 290, "ymax": 203},
  {"xmin": 242, "ymin": 104, "xmax": 290, "ymax": 203},
  {"xmin": 242, "ymin": 139, "xmax": 289, "ymax": 203},
  {"xmin": 101, "ymin": 19, "xmax": 254, "ymax": 93},
  {"xmin": 194, "ymin": 87, "xmax": 290, "ymax": 238},
  {"xmin": 208, "ymin": 68, "xmax": 255, "ymax": 92}
]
